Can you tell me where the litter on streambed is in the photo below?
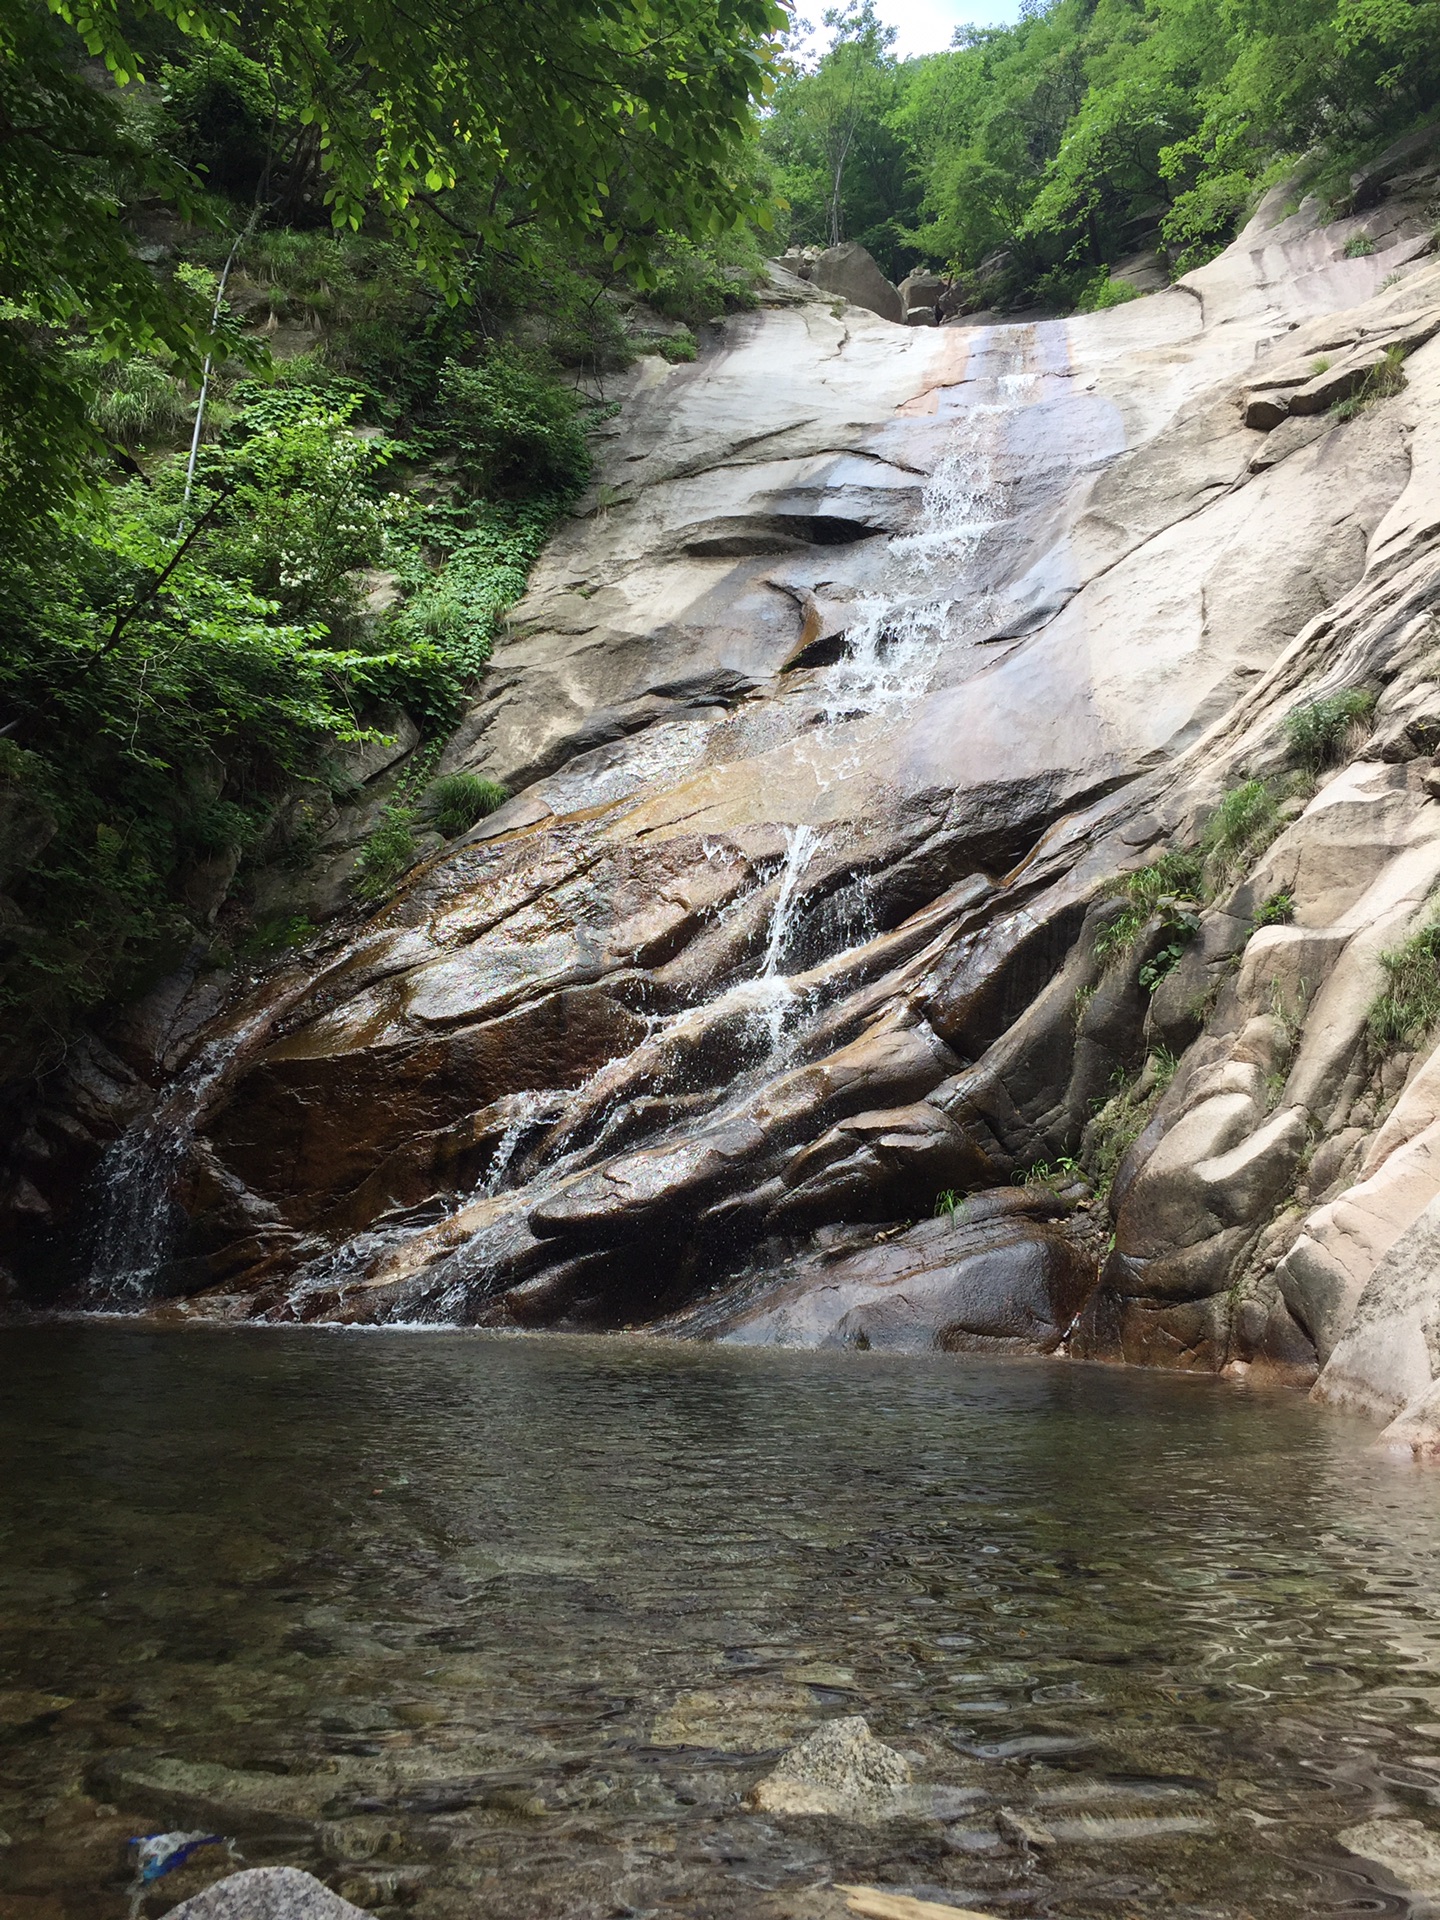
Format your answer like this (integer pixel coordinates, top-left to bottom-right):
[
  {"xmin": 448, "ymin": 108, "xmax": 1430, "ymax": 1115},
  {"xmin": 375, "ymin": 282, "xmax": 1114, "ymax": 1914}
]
[{"xmin": 128, "ymin": 1831, "xmax": 239, "ymax": 1915}]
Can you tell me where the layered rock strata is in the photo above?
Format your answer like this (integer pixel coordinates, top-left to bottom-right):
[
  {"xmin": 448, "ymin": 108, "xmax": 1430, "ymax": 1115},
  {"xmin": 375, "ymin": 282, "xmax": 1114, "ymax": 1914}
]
[{"xmin": 10, "ymin": 176, "xmax": 1440, "ymax": 1451}]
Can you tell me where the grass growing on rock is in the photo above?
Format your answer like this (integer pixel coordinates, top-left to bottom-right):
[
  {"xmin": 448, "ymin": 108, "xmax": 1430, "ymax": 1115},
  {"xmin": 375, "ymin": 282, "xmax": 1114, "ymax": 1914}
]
[
  {"xmin": 1082, "ymin": 1049, "xmax": 1179, "ymax": 1200},
  {"xmin": 1332, "ymin": 345, "xmax": 1407, "ymax": 421},
  {"xmin": 353, "ymin": 809, "xmax": 421, "ymax": 902},
  {"xmin": 1368, "ymin": 907, "xmax": 1440, "ymax": 1048},
  {"xmin": 1203, "ymin": 779, "xmax": 1281, "ymax": 874},
  {"xmin": 1093, "ymin": 850, "xmax": 1204, "ymax": 968},
  {"xmin": 1284, "ymin": 687, "xmax": 1375, "ymax": 772},
  {"xmin": 425, "ymin": 773, "xmax": 510, "ymax": 837}
]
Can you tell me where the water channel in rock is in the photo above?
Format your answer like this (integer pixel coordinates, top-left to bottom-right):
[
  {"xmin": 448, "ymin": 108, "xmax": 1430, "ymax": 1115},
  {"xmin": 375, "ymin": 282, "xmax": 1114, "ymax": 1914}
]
[{"xmin": 2, "ymin": 1326, "xmax": 1439, "ymax": 1919}]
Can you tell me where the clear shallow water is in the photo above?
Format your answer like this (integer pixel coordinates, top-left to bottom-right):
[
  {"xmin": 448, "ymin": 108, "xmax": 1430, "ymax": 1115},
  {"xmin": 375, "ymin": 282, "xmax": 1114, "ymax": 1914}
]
[{"xmin": 2, "ymin": 1331, "xmax": 1440, "ymax": 1920}]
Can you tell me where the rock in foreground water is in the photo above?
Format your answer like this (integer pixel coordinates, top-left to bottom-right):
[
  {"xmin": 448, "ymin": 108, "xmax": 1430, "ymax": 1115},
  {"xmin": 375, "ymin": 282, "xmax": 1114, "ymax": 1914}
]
[
  {"xmin": 168, "ymin": 1867, "xmax": 374, "ymax": 1920},
  {"xmin": 750, "ymin": 1715, "xmax": 912, "ymax": 1818}
]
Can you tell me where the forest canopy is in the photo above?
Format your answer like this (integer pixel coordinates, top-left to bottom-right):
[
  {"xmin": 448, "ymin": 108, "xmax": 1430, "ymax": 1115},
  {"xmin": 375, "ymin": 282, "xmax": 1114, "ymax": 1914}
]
[{"xmin": 0, "ymin": 0, "xmax": 782, "ymax": 1077}]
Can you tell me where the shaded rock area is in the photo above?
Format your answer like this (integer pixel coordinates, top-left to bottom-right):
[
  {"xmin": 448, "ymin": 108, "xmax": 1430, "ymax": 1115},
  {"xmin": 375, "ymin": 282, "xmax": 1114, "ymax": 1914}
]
[{"xmin": 11, "ymin": 163, "xmax": 1440, "ymax": 1448}]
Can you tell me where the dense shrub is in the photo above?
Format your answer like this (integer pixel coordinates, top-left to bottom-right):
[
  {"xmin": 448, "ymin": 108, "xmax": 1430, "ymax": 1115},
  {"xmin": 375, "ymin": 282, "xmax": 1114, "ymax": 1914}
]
[
  {"xmin": 440, "ymin": 353, "xmax": 593, "ymax": 502},
  {"xmin": 1284, "ymin": 688, "xmax": 1375, "ymax": 772},
  {"xmin": 425, "ymin": 773, "xmax": 510, "ymax": 836}
]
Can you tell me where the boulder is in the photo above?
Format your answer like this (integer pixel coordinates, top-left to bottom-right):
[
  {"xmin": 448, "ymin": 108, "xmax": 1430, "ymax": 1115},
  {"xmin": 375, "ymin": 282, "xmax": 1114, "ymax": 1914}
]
[
  {"xmin": 1337, "ymin": 1819, "xmax": 1440, "ymax": 1897},
  {"xmin": 167, "ymin": 1868, "xmax": 374, "ymax": 1920},
  {"xmin": 1314, "ymin": 1190, "xmax": 1440, "ymax": 1421},
  {"xmin": 810, "ymin": 243, "xmax": 904, "ymax": 323},
  {"xmin": 748, "ymin": 1715, "xmax": 912, "ymax": 1818}
]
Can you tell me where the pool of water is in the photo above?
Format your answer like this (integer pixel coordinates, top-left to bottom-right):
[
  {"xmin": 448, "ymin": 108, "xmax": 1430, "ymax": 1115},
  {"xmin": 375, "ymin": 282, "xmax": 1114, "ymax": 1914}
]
[{"xmin": 1, "ymin": 1328, "xmax": 1439, "ymax": 1920}]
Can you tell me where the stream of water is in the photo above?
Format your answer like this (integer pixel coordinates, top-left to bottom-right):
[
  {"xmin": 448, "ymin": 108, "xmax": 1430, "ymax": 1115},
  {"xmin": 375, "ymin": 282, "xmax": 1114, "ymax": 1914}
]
[{"xmin": 3, "ymin": 1327, "xmax": 1440, "ymax": 1920}]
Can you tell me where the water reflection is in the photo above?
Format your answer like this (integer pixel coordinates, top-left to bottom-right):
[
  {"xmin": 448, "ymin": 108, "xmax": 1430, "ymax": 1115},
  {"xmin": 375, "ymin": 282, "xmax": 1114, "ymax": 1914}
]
[{"xmin": 1, "ymin": 1329, "xmax": 1438, "ymax": 1919}]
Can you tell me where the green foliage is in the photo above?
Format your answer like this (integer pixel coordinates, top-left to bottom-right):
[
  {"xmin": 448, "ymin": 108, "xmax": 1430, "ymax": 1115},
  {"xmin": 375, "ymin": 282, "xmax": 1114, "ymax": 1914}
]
[
  {"xmin": 763, "ymin": 0, "xmax": 1440, "ymax": 309},
  {"xmin": 1076, "ymin": 272, "xmax": 1142, "ymax": 312},
  {"xmin": 76, "ymin": 349, "xmax": 196, "ymax": 451},
  {"xmin": 440, "ymin": 353, "xmax": 593, "ymax": 504},
  {"xmin": 643, "ymin": 231, "xmax": 767, "ymax": 328},
  {"xmin": 1284, "ymin": 688, "xmax": 1376, "ymax": 772},
  {"xmin": 425, "ymin": 773, "xmax": 511, "ymax": 838},
  {"xmin": 1331, "ymin": 344, "xmax": 1408, "ymax": 419},
  {"xmin": 1368, "ymin": 907, "xmax": 1440, "ymax": 1049},
  {"xmin": 1344, "ymin": 232, "xmax": 1376, "ymax": 256},
  {"xmin": 934, "ymin": 1187, "xmax": 968, "ymax": 1221},
  {"xmin": 1138, "ymin": 941, "xmax": 1188, "ymax": 992},
  {"xmin": 1093, "ymin": 850, "xmax": 1204, "ymax": 968},
  {"xmin": 392, "ymin": 500, "xmax": 562, "ymax": 678},
  {"xmin": 1203, "ymin": 779, "xmax": 1281, "ymax": 872},
  {"xmin": 648, "ymin": 332, "xmax": 700, "ymax": 364},
  {"xmin": 1253, "ymin": 889, "xmax": 1296, "ymax": 929},
  {"xmin": 352, "ymin": 808, "xmax": 420, "ymax": 903},
  {"xmin": 0, "ymin": 389, "xmax": 463, "ymax": 1068}
]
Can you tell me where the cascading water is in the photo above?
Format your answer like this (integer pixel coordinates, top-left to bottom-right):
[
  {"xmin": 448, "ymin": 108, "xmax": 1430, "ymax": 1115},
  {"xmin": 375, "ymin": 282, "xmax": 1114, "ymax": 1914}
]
[
  {"xmin": 817, "ymin": 336, "xmax": 1032, "ymax": 725},
  {"xmin": 80, "ymin": 325, "xmax": 1048, "ymax": 1323},
  {"xmin": 266, "ymin": 331, "xmax": 1047, "ymax": 1321}
]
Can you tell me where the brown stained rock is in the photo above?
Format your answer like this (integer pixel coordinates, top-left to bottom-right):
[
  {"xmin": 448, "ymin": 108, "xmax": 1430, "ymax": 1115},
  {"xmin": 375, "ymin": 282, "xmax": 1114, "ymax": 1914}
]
[{"xmin": 207, "ymin": 986, "xmax": 647, "ymax": 1225}]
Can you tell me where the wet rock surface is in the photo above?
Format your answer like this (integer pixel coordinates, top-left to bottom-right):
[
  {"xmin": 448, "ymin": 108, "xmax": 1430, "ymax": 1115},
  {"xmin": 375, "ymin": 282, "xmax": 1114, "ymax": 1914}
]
[{"xmin": 10, "ymin": 171, "xmax": 1440, "ymax": 1443}]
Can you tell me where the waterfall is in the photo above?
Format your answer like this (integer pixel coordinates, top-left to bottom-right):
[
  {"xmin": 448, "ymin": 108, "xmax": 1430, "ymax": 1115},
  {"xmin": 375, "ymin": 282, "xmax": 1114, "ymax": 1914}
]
[{"xmin": 818, "ymin": 336, "xmax": 1031, "ymax": 728}]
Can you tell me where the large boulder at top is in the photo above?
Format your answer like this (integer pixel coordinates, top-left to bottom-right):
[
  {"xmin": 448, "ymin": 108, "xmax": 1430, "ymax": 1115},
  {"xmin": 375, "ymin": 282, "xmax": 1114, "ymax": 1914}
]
[
  {"xmin": 810, "ymin": 242, "xmax": 904, "ymax": 323},
  {"xmin": 898, "ymin": 269, "xmax": 947, "ymax": 324}
]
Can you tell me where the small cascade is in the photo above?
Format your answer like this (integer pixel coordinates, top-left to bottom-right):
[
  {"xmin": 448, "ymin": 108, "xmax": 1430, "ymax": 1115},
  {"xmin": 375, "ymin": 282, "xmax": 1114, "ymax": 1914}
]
[
  {"xmin": 819, "ymin": 334, "xmax": 1035, "ymax": 725},
  {"xmin": 80, "ymin": 1122, "xmax": 188, "ymax": 1303},
  {"xmin": 742, "ymin": 821, "xmax": 820, "ymax": 1055},
  {"xmin": 80, "ymin": 998, "xmax": 291, "ymax": 1304}
]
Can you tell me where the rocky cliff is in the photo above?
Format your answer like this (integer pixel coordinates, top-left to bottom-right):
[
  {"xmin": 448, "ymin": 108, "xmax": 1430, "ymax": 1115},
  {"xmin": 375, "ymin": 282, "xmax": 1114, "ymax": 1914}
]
[{"xmin": 13, "ymin": 171, "xmax": 1440, "ymax": 1456}]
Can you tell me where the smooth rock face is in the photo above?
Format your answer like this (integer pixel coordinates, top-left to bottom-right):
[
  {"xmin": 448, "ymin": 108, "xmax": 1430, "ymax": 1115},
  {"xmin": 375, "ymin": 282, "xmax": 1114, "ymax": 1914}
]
[
  {"xmin": 167, "ymin": 1867, "xmax": 374, "ymax": 1920},
  {"xmin": 15, "ymin": 176, "xmax": 1440, "ymax": 1418}
]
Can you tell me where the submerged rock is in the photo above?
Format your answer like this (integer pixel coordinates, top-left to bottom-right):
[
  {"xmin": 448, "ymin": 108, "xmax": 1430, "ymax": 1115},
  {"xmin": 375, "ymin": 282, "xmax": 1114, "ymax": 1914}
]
[
  {"xmin": 167, "ymin": 1867, "xmax": 374, "ymax": 1920},
  {"xmin": 748, "ymin": 1715, "xmax": 912, "ymax": 1818}
]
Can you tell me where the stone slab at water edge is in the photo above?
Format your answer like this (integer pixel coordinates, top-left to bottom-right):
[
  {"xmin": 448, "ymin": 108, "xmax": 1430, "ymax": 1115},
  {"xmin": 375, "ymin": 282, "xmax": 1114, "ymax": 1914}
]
[{"xmin": 11, "ymin": 165, "xmax": 1440, "ymax": 1448}]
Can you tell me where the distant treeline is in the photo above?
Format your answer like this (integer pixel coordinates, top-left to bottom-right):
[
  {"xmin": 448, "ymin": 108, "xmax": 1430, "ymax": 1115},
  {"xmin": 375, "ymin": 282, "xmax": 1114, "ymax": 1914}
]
[{"xmin": 761, "ymin": 0, "xmax": 1440, "ymax": 305}]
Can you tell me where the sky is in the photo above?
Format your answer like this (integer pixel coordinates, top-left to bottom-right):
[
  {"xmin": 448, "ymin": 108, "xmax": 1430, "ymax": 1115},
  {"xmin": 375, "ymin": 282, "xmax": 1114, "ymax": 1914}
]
[
  {"xmin": 789, "ymin": 0, "xmax": 1024, "ymax": 62},
  {"xmin": 882, "ymin": 0, "xmax": 1022, "ymax": 56}
]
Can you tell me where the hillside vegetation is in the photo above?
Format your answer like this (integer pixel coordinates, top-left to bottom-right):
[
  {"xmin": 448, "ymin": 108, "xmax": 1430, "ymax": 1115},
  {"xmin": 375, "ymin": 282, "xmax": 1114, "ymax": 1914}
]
[
  {"xmin": 763, "ymin": 0, "xmax": 1440, "ymax": 304},
  {"xmin": 0, "ymin": 0, "xmax": 779, "ymax": 1079}
]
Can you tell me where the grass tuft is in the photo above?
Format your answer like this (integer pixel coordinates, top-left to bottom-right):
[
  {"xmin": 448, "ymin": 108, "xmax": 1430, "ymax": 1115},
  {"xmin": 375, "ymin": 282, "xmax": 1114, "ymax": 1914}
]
[
  {"xmin": 352, "ymin": 808, "xmax": 419, "ymax": 902},
  {"xmin": 1253, "ymin": 889, "xmax": 1294, "ymax": 929},
  {"xmin": 1093, "ymin": 850, "xmax": 1204, "ymax": 968},
  {"xmin": 1368, "ymin": 908, "xmax": 1440, "ymax": 1049},
  {"xmin": 1284, "ymin": 687, "xmax": 1375, "ymax": 772},
  {"xmin": 1331, "ymin": 345, "xmax": 1406, "ymax": 421},
  {"xmin": 425, "ymin": 772, "xmax": 510, "ymax": 836}
]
